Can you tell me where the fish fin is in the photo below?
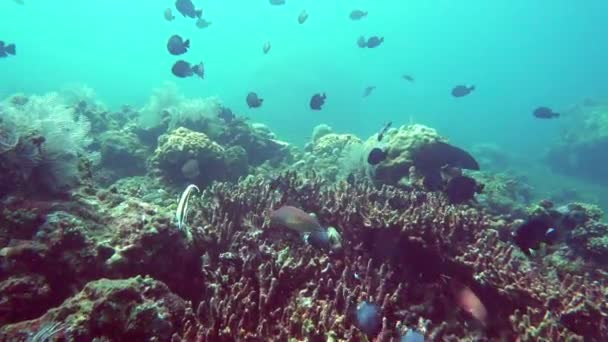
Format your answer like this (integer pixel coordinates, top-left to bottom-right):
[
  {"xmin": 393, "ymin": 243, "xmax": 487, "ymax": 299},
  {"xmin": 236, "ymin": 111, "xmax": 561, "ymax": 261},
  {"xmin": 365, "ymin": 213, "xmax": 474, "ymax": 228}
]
[
  {"xmin": 6, "ymin": 44, "xmax": 15, "ymax": 55},
  {"xmin": 469, "ymin": 85, "xmax": 476, "ymax": 91},
  {"xmin": 553, "ymin": 112, "xmax": 560, "ymax": 118},
  {"xmin": 195, "ymin": 9, "xmax": 202, "ymax": 18},
  {"xmin": 184, "ymin": 40, "xmax": 190, "ymax": 49},
  {"xmin": 259, "ymin": 98, "xmax": 264, "ymax": 104}
]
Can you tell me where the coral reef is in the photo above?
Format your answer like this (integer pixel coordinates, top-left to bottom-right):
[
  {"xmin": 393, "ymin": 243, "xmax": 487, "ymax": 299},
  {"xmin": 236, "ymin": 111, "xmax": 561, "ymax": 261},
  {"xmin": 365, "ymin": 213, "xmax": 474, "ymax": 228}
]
[{"xmin": 301, "ymin": 130, "xmax": 364, "ymax": 181}]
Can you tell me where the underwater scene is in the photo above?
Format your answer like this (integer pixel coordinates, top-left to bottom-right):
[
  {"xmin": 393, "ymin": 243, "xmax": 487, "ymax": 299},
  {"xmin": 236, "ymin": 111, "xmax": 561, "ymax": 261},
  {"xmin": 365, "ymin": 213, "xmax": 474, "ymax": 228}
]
[{"xmin": 2, "ymin": 0, "xmax": 608, "ymax": 341}]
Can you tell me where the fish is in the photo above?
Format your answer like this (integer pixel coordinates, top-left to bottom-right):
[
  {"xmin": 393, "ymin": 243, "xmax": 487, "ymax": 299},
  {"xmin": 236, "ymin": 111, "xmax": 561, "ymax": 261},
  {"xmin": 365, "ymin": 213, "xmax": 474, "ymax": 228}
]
[
  {"xmin": 451, "ymin": 85, "xmax": 475, "ymax": 97},
  {"xmin": 13, "ymin": 0, "xmax": 24, "ymax": 4},
  {"xmin": 445, "ymin": 175, "xmax": 479, "ymax": 204},
  {"xmin": 306, "ymin": 229, "xmax": 331, "ymax": 251},
  {"xmin": 377, "ymin": 121, "xmax": 392, "ymax": 141},
  {"xmin": 366, "ymin": 36, "xmax": 384, "ymax": 48},
  {"xmin": 0, "ymin": 41, "xmax": 16, "ymax": 58},
  {"xmin": 367, "ymin": 147, "xmax": 388, "ymax": 165},
  {"xmin": 533, "ymin": 106, "xmax": 560, "ymax": 119},
  {"xmin": 402, "ymin": 74, "xmax": 415, "ymax": 82},
  {"xmin": 401, "ymin": 330, "xmax": 425, "ymax": 342},
  {"xmin": 413, "ymin": 142, "xmax": 480, "ymax": 172},
  {"xmin": 167, "ymin": 35, "xmax": 190, "ymax": 55},
  {"xmin": 164, "ymin": 8, "xmax": 175, "ymax": 21},
  {"xmin": 269, "ymin": 206, "xmax": 323, "ymax": 234},
  {"xmin": 298, "ymin": 10, "xmax": 309, "ymax": 24},
  {"xmin": 175, "ymin": 0, "xmax": 202, "ymax": 19},
  {"xmin": 354, "ymin": 301, "xmax": 382, "ymax": 337},
  {"xmin": 218, "ymin": 106, "xmax": 235, "ymax": 123},
  {"xmin": 309, "ymin": 93, "xmax": 326, "ymax": 110},
  {"xmin": 263, "ymin": 41, "xmax": 271, "ymax": 54},
  {"xmin": 512, "ymin": 218, "xmax": 557, "ymax": 256},
  {"xmin": 269, "ymin": 0, "xmax": 286, "ymax": 5},
  {"xmin": 195, "ymin": 18, "xmax": 212, "ymax": 29},
  {"xmin": 455, "ymin": 285, "xmax": 488, "ymax": 324},
  {"xmin": 171, "ymin": 60, "xmax": 204, "ymax": 78},
  {"xmin": 246, "ymin": 92, "xmax": 264, "ymax": 108},
  {"xmin": 175, "ymin": 184, "xmax": 199, "ymax": 232},
  {"xmin": 357, "ymin": 36, "xmax": 367, "ymax": 48},
  {"xmin": 362, "ymin": 86, "xmax": 376, "ymax": 97},
  {"xmin": 349, "ymin": 10, "xmax": 368, "ymax": 20}
]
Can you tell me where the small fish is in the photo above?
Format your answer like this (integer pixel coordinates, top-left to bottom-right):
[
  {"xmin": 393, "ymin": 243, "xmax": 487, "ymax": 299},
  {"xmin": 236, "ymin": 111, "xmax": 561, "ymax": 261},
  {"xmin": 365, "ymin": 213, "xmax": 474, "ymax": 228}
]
[
  {"xmin": 164, "ymin": 8, "xmax": 175, "ymax": 21},
  {"xmin": 362, "ymin": 86, "xmax": 376, "ymax": 97},
  {"xmin": 263, "ymin": 41, "xmax": 271, "ymax": 54},
  {"xmin": 298, "ymin": 10, "xmax": 309, "ymax": 24},
  {"xmin": 0, "ymin": 41, "xmax": 16, "ymax": 58},
  {"xmin": 402, "ymin": 74, "xmax": 415, "ymax": 82},
  {"xmin": 218, "ymin": 106, "xmax": 235, "ymax": 123},
  {"xmin": 270, "ymin": 206, "xmax": 323, "ymax": 233},
  {"xmin": 533, "ymin": 106, "xmax": 560, "ymax": 119},
  {"xmin": 451, "ymin": 85, "xmax": 475, "ymax": 97},
  {"xmin": 167, "ymin": 35, "xmax": 190, "ymax": 55},
  {"xmin": 349, "ymin": 10, "xmax": 368, "ymax": 20},
  {"xmin": 512, "ymin": 218, "xmax": 557, "ymax": 256},
  {"xmin": 445, "ymin": 175, "xmax": 479, "ymax": 204},
  {"xmin": 306, "ymin": 229, "xmax": 331, "ymax": 251},
  {"xmin": 367, "ymin": 147, "xmax": 388, "ymax": 165},
  {"xmin": 357, "ymin": 36, "xmax": 367, "ymax": 48},
  {"xmin": 195, "ymin": 18, "xmax": 212, "ymax": 29},
  {"xmin": 309, "ymin": 93, "xmax": 326, "ymax": 110},
  {"xmin": 401, "ymin": 330, "xmax": 425, "ymax": 342},
  {"xmin": 246, "ymin": 92, "xmax": 264, "ymax": 108},
  {"xmin": 366, "ymin": 36, "xmax": 384, "ymax": 48},
  {"xmin": 377, "ymin": 121, "xmax": 392, "ymax": 141},
  {"xmin": 175, "ymin": 0, "xmax": 202, "ymax": 19},
  {"xmin": 171, "ymin": 60, "xmax": 204, "ymax": 78},
  {"xmin": 269, "ymin": 0, "xmax": 286, "ymax": 5},
  {"xmin": 354, "ymin": 301, "xmax": 382, "ymax": 337},
  {"xmin": 13, "ymin": 0, "xmax": 24, "ymax": 4}
]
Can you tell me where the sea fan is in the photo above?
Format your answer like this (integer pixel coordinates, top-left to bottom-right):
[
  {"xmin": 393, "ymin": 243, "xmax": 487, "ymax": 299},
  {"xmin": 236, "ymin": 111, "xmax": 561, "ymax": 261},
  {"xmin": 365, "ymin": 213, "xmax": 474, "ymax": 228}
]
[{"xmin": 0, "ymin": 111, "xmax": 20, "ymax": 154}]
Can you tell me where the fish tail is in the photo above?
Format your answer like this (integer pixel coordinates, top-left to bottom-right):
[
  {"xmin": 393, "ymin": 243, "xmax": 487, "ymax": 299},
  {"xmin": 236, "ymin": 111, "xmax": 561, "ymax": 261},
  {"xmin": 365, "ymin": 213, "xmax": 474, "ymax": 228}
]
[
  {"xmin": 184, "ymin": 39, "xmax": 190, "ymax": 48},
  {"xmin": 6, "ymin": 44, "xmax": 15, "ymax": 55},
  {"xmin": 195, "ymin": 9, "xmax": 202, "ymax": 18},
  {"xmin": 553, "ymin": 112, "xmax": 560, "ymax": 117},
  {"xmin": 469, "ymin": 85, "xmax": 476, "ymax": 91}
]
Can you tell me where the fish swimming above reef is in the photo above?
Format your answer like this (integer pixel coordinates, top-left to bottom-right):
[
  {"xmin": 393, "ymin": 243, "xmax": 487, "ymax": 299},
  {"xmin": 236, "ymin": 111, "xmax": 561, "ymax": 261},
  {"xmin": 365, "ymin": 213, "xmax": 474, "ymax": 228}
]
[
  {"xmin": 0, "ymin": 41, "xmax": 16, "ymax": 58},
  {"xmin": 263, "ymin": 41, "xmax": 271, "ymax": 54},
  {"xmin": 357, "ymin": 36, "xmax": 367, "ymax": 48},
  {"xmin": 218, "ymin": 106, "xmax": 235, "ymax": 123},
  {"xmin": 512, "ymin": 217, "xmax": 558, "ymax": 256},
  {"xmin": 164, "ymin": 8, "xmax": 175, "ymax": 21},
  {"xmin": 353, "ymin": 301, "xmax": 382, "ymax": 337},
  {"xmin": 366, "ymin": 36, "xmax": 384, "ymax": 48},
  {"xmin": 270, "ymin": 206, "xmax": 323, "ymax": 234},
  {"xmin": 349, "ymin": 10, "xmax": 368, "ymax": 20},
  {"xmin": 533, "ymin": 106, "xmax": 560, "ymax": 119},
  {"xmin": 362, "ymin": 86, "xmax": 376, "ymax": 97},
  {"xmin": 377, "ymin": 121, "xmax": 392, "ymax": 141},
  {"xmin": 171, "ymin": 60, "xmax": 204, "ymax": 78},
  {"xmin": 298, "ymin": 10, "xmax": 309, "ymax": 24},
  {"xmin": 413, "ymin": 141, "xmax": 479, "ymax": 172},
  {"xmin": 367, "ymin": 147, "xmax": 388, "ymax": 165},
  {"xmin": 167, "ymin": 35, "xmax": 189, "ymax": 55},
  {"xmin": 195, "ymin": 18, "xmax": 212, "ymax": 29},
  {"xmin": 175, "ymin": 0, "xmax": 202, "ymax": 18},
  {"xmin": 269, "ymin": 0, "xmax": 286, "ymax": 5},
  {"xmin": 310, "ymin": 93, "xmax": 326, "ymax": 110},
  {"xmin": 246, "ymin": 92, "xmax": 263, "ymax": 108},
  {"xmin": 402, "ymin": 74, "xmax": 415, "ymax": 82},
  {"xmin": 451, "ymin": 85, "xmax": 475, "ymax": 97},
  {"xmin": 445, "ymin": 175, "xmax": 481, "ymax": 204}
]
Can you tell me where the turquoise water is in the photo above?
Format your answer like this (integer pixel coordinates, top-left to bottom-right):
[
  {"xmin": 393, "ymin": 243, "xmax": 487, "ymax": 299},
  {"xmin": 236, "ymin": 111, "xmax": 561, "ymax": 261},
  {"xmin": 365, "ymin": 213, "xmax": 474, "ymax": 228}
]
[{"xmin": 2, "ymin": 0, "xmax": 608, "ymax": 151}]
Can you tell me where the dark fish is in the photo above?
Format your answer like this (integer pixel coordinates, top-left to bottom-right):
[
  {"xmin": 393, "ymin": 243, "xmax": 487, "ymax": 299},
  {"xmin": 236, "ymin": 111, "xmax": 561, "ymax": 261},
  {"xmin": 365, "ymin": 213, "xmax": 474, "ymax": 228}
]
[
  {"xmin": 367, "ymin": 147, "xmax": 388, "ymax": 165},
  {"xmin": 0, "ymin": 41, "xmax": 16, "ymax": 58},
  {"xmin": 354, "ymin": 301, "xmax": 382, "ymax": 336},
  {"xmin": 13, "ymin": 0, "xmax": 24, "ymax": 4},
  {"xmin": 263, "ymin": 41, "xmax": 271, "ymax": 54},
  {"xmin": 175, "ymin": 0, "xmax": 202, "ymax": 18},
  {"xmin": 167, "ymin": 35, "xmax": 190, "ymax": 55},
  {"xmin": 349, "ymin": 10, "xmax": 368, "ymax": 20},
  {"xmin": 346, "ymin": 173, "xmax": 356, "ymax": 185},
  {"xmin": 270, "ymin": 206, "xmax": 323, "ymax": 233},
  {"xmin": 298, "ymin": 10, "xmax": 309, "ymax": 24},
  {"xmin": 402, "ymin": 74, "xmax": 415, "ymax": 82},
  {"xmin": 445, "ymin": 175, "xmax": 479, "ymax": 204},
  {"xmin": 362, "ymin": 86, "xmax": 376, "ymax": 97},
  {"xmin": 269, "ymin": 0, "xmax": 286, "ymax": 5},
  {"xmin": 366, "ymin": 36, "xmax": 384, "ymax": 48},
  {"xmin": 357, "ymin": 36, "xmax": 367, "ymax": 48},
  {"xmin": 171, "ymin": 60, "xmax": 204, "ymax": 78},
  {"xmin": 218, "ymin": 106, "xmax": 235, "ymax": 123},
  {"xmin": 451, "ymin": 85, "xmax": 475, "ymax": 97},
  {"xmin": 533, "ymin": 106, "xmax": 560, "ymax": 119},
  {"xmin": 413, "ymin": 142, "xmax": 479, "ymax": 172},
  {"xmin": 513, "ymin": 218, "xmax": 557, "ymax": 255},
  {"xmin": 196, "ymin": 18, "xmax": 212, "ymax": 29},
  {"xmin": 164, "ymin": 8, "xmax": 175, "ymax": 21},
  {"xmin": 377, "ymin": 121, "xmax": 392, "ymax": 141},
  {"xmin": 401, "ymin": 330, "xmax": 425, "ymax": 342},
  {"xmin": 306, "ymin": 229, "xmax": 331, "ymax": 251},
  {"xmin": 246, "ymin": 92, "xmax": 263, "ymax": 108},
  {"xmin": 309, "ymin": 93, "xmax": 326, "ymax": 110}
]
